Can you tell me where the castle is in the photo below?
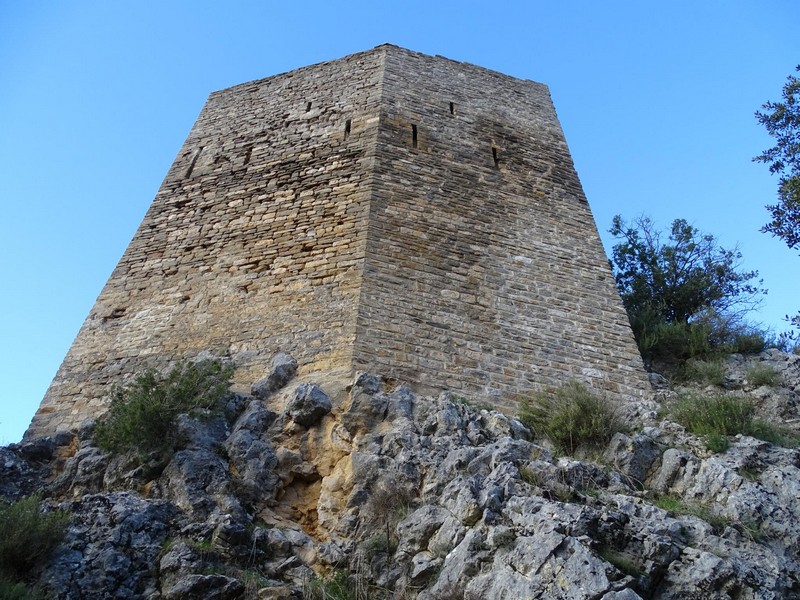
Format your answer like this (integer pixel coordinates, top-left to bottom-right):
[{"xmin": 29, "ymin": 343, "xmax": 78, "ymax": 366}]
[{"xmin": 26, "ymin": 45, "xmax": 649, "ymax": 439}]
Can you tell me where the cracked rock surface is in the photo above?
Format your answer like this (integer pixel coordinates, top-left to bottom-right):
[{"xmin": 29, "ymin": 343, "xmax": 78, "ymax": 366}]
[{"xmin": 2, "ymin": 350, "xmax": 800, "ymax": 598}]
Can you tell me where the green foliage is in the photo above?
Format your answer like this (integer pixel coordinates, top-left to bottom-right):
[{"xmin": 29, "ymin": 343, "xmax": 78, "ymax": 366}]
[
  {"xmin": 755, "ymin": 65, "xmax": 800, "ymax": 252},
  {"xmin": 680, "ymin": 359, "xmax": 726, "ymax": 386},
  {"xmin": 518, "ymin": 382, "xmax": 621, "ymax": 455},
  {"xmin": 747, "ymin": 419, "xmax": 799, "ymax": 448},
  {"xmin": 610, "ymin": 215, "xmax": 764, "ymax": 325},
  {"xmin": 0, "ymin": 495, "xmax": 69, "ymax": 586},
  {"xmin": 704, "ymin": 432, "xmax": 730, "ymax": 453},
  {"xmin": 451, "ymin": 395, "xmax": 494, "ymax": 412},
  {"xmin": 745, "ymin": 363, "xmax": 782, "ymax": 387},
  {"xmin": 0, "ymin": 580, "xmax": 37, "ymax": 600},
  {"xmin": 668, "ymin": 392, "xmax": 798, "ymax": 451},
  {"xmin": 519, "ymin": 466, "xmax": 541, "ymax": 486},
  {"xmin": 652, "ymin": 494, "xmax": 684, "ymax": 513},
  {"xmin": 597, "ymin": 548, "xmax": 644, "ymax": 578},
  {"xmin": 302, "ymin": 570, "xmax": 358, "ymax": 600},
  {"xmin": 669, "ymin": 393, "xmax": 753, "ymax": 451},
  {"xmin": 652, "ymin": 494, "xmax": 760, "ymax": 536},
  {"xmin": 630, "ymin": 309, "xmax": 712, "ymax": 364},
  {"xmin": 609, "ymin": 215, "xmax": 764, "ymax": 364},
  {"xmin": 94, "ymin": 359, "xmax": 234, "ymax": 456}
]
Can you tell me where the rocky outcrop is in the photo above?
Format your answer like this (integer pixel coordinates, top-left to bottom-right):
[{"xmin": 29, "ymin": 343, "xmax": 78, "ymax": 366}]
[{"xmin": 3, "ymin": 350, "xmax": 800, "ymax": 598}]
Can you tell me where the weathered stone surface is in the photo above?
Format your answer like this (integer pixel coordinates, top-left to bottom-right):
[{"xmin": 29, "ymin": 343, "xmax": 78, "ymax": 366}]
[
  {"xmin": 40, "ymin": 493, "xmax": 177, "ymax": 599},
  {"xmin": 285, "ymin": 383, "xmax": 332, "ymax": 427},
  {"xmin": 251, "ymin": 353, "xmax": 298, "ymax": 399},
  {"xmin": 6, "ymin": 355, "xmax": 800, "ymax": 598},
  {"xmin": 603, "ymin": 432, "xmax": 662, "ymax": 486},
  {"xmin": 163, "ymin": 574, "xmax": 243, "ymax": 600}
]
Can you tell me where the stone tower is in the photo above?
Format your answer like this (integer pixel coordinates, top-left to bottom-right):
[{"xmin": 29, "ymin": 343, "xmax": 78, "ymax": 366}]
[{"xmin": 26, "ymin": 45, "xmax": 648, "ymax": 439}]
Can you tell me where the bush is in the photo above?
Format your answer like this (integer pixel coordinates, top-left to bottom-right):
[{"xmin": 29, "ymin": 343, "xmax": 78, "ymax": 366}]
[
  {"xmin": 745, "ymin": 363, "xmax": 782, "ymax": 387},
  {"xmin": 630, "ymin": 308, "xmax": 713, "ymax": 365},
  {"xmin": 680, "ymin": 359, "xmax": 726, "ymax": 386},
  {"xmin": 748, "ymin": 419, "xmax": 799, "ymax": 447},
  {"xmin": 0, "ymin": 581, "xmax": 36, "ymax": 600},
  {"xmin": 94, "ymin": 359, "xmax": 234, "ymax": 456},
  {"xmin": 359, "ymin": 476, "xmax": 415, "ymax": 557},
  {"xmin": 728, "ymin": 332, "xmax": 769, "ymax": 355},
  {"xmin": 302, "ymin": 570, "xmax": 358, "ymax": 600},
  {"xmin": 518, "ymin": 382, "xmax": 621, "ymax": 455},
  {"xmin": 668, "ymin": 392, "xmax": 798, "ymax": 451},
  {"xmin": 0, "ymin": 495, "xmax": 68, "ymax": 585}
]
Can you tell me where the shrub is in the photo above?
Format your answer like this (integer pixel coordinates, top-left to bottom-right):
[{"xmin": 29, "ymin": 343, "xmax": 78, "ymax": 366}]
[
  {"xmin": 359, "ymin": 476, "xmax": 415, "ymax": 557},
  {"xmin": 628, "ymin": 307, "xmax": 713, "ymax": 365},
  {"xmin": 668, "ymin": 393, "xmax": 752, "ymax": 451},
  {"xmin": 680, "ymin": 359, "xmax": 726, "ymax": 386},
  {"xmin": 668, "ymin": 392, "xmax": 798, "ymax": 450},
  {"xmin": 94, "ymin": 359, "xmax": 234, "ymax": 456},
  {"xmin": 745, "ymin": 363, "xmax": 782, "ymax": 387},
  {"xmin": 0, "ymin": 581, "xmax": 38, "ymax": 600},
  {"xmin": 302, "ymin": 570, "xmax": 358, "ymax": 600},
  {"xmin": 0, "ymin": 495, "xmax": 69, "ymax": 584},
  {"xmin": 519, "ymin": 466, "xmax": 541, "ymax": 486},
  {"xmin": 518, "ymin": 382, "xmax": 621, "ymax": 455},
  {"xmin": 748, "ymin": 419, "xmax": 799, "ymax": 447},
  {"xmin": 728, "ymin": 331, "xmax": 769, "ymax": 355}
]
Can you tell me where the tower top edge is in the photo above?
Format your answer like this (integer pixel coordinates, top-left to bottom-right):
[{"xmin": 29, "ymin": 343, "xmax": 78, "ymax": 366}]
[{"xmin": 207, "ymin": 44, "xmax": 548, "ymax": 100}]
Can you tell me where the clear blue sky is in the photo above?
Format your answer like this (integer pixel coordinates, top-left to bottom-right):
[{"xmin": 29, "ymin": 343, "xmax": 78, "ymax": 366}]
[{"xmin": 1, "ymin": 2, "xmax": 798, "ymax": 443}]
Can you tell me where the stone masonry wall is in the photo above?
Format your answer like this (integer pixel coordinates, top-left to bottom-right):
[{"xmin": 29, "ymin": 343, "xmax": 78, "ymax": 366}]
[
  {"xmin": 27, "ymin": 45, "xmax": 648, "ymax": 439},
  {"xmin": 28, "ymin": 49, "xmax": 386, "ymax": 438},
  {"xmin": 353, "ymin": 48, "xmax": 649, "ymax": 410}
]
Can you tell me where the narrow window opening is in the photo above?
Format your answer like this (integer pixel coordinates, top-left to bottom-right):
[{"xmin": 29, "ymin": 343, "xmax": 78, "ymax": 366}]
[
  {"xmin": 412, "ymin": 124, "xmax": 418, "ymax": 148},
  {"xmin": 449, "ymin": 102, "xmax": 455, "ymax": 115},
  {"xmin": 344, "ymin": 119, "xmax": 351, "ymax": 139},
  {"xmin": 492, "ymin": 146, "xmax": 500, "ymax": 167},
  {"xmin": 306, "ymin": 101, "xmax": 312, "ymax": 112},
  {"xmin": 186, "ymin": 146, "xmax": 204, "ymax": 178},
  {"xmin": 243, "ymin": 146, "xmax": 253, "ymax": 167}
]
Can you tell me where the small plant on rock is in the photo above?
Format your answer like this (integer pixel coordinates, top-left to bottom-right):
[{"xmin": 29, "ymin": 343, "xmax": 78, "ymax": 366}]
[
  {"xmin": 668, "ymin": 392, "xmax": 798, "ymax": 451},
  {"xmin": 518, "ymin": 381, "xmax": 621, "ymax": 455},
  {"xmin": 680, "ymin": 359, "xmax": 726, "ymax": 386},
  {"xmin": 653, "ymin": 494, "xmax": 744, "ymax": 535},
  {"xmin": 597, "ymin": 548, "xmax": 644, "ymax": 579},
  {"xmin": 519, "ymin": 466, "xmax": 541, "ymax": 486},
  {"xmin": 668, "ymin": 393, "xmax": 752, "ymax": 452},
  {"xmin": 0, "ymin": 495, "xmax": 69, "ymax": 596},
  {"xmin": 359, "ymin": 476, "xmax": 416, "ymax": 559},
  {"xmin": 745, "ymin": 363, "xmax": 782, "ymax": 387},
  {"xmin": 302, "ymin": 570, "xmax": 359, "ymax": 600},
  {"xmin": 94, "ymin": 359, "xmax": 234, "ymax": 456}
]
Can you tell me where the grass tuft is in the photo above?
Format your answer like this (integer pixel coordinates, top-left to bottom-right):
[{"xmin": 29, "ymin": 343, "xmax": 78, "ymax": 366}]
[
  {"xmin": 745, "ymin": 363, "xmax": 782, "ymax": 387},
  {"xmin": 518, "ymin": 381, "xmax": 621, "ymax": 455},
  {"xmin": 680, "ymin": 359, "xmax": 726, "ymax": 386},
  {"xmin": 668, "ymin": 392, "xmax": 798, "ymax": 451}
]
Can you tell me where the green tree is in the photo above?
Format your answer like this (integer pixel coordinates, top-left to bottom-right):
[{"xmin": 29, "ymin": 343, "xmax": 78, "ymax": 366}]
[
  {"xmin": 754, "ymin": 65, "xmax": 800, "ymax": 251},
  {"xmin": 609, "ymin": 215, "xmax": 765, "ymax": 361},
  {"xmin": 755, "ymin": 66, "xmax": 800, "ymax": 335}
]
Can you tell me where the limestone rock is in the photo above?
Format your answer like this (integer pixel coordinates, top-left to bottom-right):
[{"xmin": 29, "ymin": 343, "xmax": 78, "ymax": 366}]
[
  {"xmin": 251, "ymin": 353, "xmax": 298, "ymax": 399},
  {"xmin": 6, "ymin": 353, "xmax": 800, "ymax": 598},
  {"xmin": 285, "ymin": 383, "xmax": 331, "ymax": 427}
]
